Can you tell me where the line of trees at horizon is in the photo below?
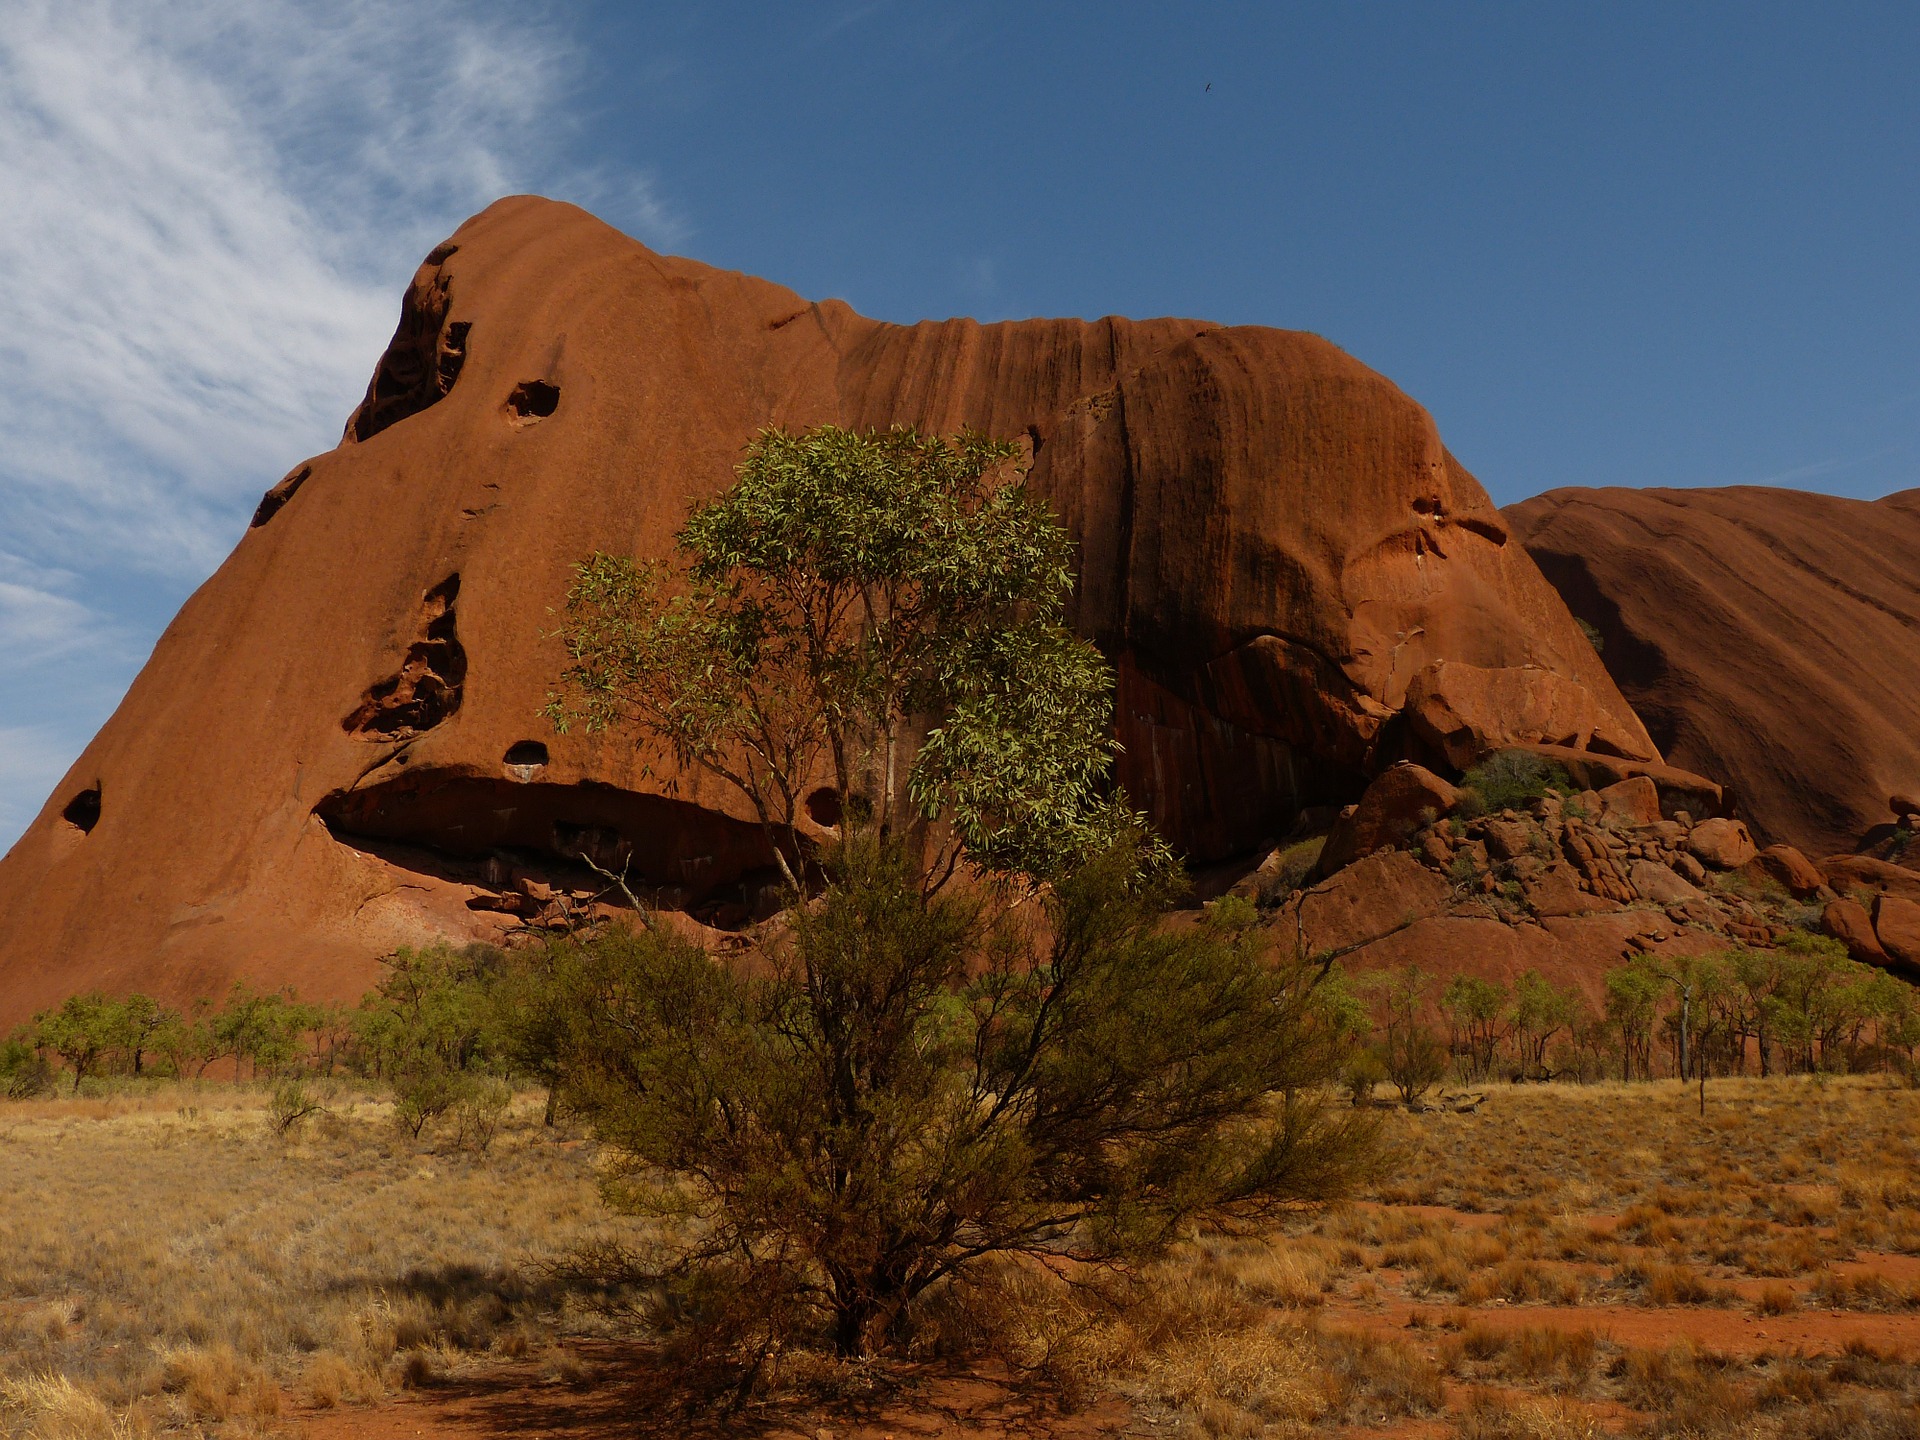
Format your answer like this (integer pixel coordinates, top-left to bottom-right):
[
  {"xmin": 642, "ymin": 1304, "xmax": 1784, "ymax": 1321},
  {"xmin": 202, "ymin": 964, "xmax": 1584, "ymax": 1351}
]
[
  {"xmin": 8, "ymin": 922, "xmax": 1916, "ymax": 1111},
  {"xmin": 1356, "ymin": 932, "xmax": 1920, "ymax": 1106}
]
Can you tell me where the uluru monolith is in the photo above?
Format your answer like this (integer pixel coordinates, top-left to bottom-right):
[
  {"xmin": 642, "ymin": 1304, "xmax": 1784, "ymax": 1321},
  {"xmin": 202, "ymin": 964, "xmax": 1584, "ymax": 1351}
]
[
  {"xmin": 0, "ymin": 196, "xmax": 1664, "ymax": 1022},
  {"xmin": 1507, "ymin": 485, "xmax": 1920, "ymax": 859}
]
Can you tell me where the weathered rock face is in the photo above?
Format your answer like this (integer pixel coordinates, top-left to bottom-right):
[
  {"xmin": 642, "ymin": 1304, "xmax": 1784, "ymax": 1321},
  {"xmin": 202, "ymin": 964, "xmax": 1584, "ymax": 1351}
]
[
  {"xmin": 1823, "ymin": 899, "xmax": 1890, "ymax": 967},
  {"xmin": 1272, "ymin": 780, "xmax": 1912, "ymax": 998},
  {"xmin": 1507, "ymin": 485, "xmax": 1920, "ymax": 856},
  {"xmin": 0, "ymin": 196, "xmax": 1659, "ymax": 1023}
]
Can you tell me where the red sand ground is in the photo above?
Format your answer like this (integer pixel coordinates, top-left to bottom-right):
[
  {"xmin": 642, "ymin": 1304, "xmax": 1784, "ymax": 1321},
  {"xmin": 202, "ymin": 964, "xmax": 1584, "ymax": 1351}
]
[
  {"xmin": 297, "ymin": 1345, "xmax": 1127, "ymax": 1440},
  {"xmin": 291, "ymin": 1202, "xmax": 1920, "ymax": 1438}
]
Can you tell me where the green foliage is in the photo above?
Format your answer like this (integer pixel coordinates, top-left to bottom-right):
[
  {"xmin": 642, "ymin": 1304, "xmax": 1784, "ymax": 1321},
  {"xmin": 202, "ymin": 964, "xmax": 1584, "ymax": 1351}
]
[
  {"xmin": 1254, "ymin": 836, "xmax": 1325, "ymax": 905},
  {"xmin": 558, "ymin": 832, "xmax": 1376, "ymax": 1358},
  {"xmin": 546, "ymin": 424, "xmax": 1156, "ymax": 888},
  {"xmin": 1457, "ymin": 749, "xmax": 1574, "ymax": 817},
  {"xmin": 1343, "ymin": 1046, "xmax": 1388, "ymax": 1108},
  {"xmin": 1440, "ymin": 974, "xmax": 1507, "ymax": 1081},
  {"xmin": 353, "ymin": 943, "xmax": 513, "ymax": 1138},
  {"xmin": 1604, "ymin": 960, "xmax": 1666, "ymax": 1080},
  {"xmin": 1372, "ymin": 965, "xmax": 1447, "ymax": 1107},
  {"xmin": 1592, "ymin": 933, "xmax": 1917, "ymax": 1082},
  {"xmin": 1507, "ymin": 970, "xmax": 1579, "ymax": 1080},
  {"xmin": 0, "ymin": 1030, "xmax": 53, "ymax": 1098},
  {"xmin": 266, "ymin": 1077, "xmax": 326, "ymax": 1136},
  {"xmin": 209, "ymin": 982, "xmax": 318, "ymax": 1078},
  {"xmin": 352, "ymin": 944, "xmax": 503, "ymax": 1077},
  {"xmin": 392, "ymin": 1067, "xmax": 466, "ymax": 1140},
  {"xmin": 452, "ymin": 1077, "xmax": 514, "ymax": 1153},
  {"xmin": 30, "ymin": 993, "xmax": 125, "ymax": 1093}
]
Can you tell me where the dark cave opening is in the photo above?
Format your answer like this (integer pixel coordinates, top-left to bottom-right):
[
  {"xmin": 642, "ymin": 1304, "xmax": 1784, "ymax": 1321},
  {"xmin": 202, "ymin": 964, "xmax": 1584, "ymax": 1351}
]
[
  {"xmin": 505, "ymin": 380, "xmax": 560, "ymax": 421},
  {"xmin": 315, "ymin": 770, "xmax": 800, "ymax": 929},
  {"xmin": 61, "ymin": 786, "xmax": 101, "ymax": 834}
]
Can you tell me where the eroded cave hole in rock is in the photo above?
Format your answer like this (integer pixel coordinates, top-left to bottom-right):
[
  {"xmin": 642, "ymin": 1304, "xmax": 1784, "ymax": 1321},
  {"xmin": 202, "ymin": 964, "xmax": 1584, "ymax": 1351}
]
[
  {"xmin": 250, "ymin": 464, "xmax": 311, "ymax": 528},
  {"xmin": 61, "ymin": 787, "xmax": 101, "ymax": 834},
  {"xmin": 315, "ymin": 771, "xmax": 803, "ymax": 930},
  {"xmin": 805, "ymin": 786, "xmax": 843, "ymax": 827},
  {"xmin": 345, "ymin": 249, "xmax": 467, "ymax": 442},
  {"xmin": 438, "ymin": 322, "xmax": 470, "ymax": 394},
  {"xmin": 341, "ymin": 575, "xmax": 466, "ymax": 740},
  {"xmin": 503, "ymin": 740, "xmax": 549, "ymax": 781},
  {"xmin": 505, "ymin": 380, "xmax": 559, "ymax": 423}
]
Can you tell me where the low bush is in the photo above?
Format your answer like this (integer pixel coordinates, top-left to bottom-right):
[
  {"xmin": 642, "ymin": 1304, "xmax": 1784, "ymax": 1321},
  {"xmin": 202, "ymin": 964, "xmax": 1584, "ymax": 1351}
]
[{"xmin": 1458, "ymin": 749, "xmax": 1574, "ymax": 816}]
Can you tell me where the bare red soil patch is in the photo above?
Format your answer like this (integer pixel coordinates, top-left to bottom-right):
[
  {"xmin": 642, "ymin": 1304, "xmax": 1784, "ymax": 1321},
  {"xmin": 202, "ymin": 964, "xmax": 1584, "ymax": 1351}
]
[{"xmin": 297, "ymin": 1344, "xmax": 1127, "ymax": 1440}]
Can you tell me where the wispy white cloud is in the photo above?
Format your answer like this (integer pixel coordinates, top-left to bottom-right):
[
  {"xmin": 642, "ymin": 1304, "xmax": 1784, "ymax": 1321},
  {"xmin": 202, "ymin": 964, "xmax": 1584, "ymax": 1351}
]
[
  {"xmin": 0, "ymin": 725, "xmax": 85, "ymax": 843},
  {"xmin": 550, "ymin": 164, "xmax": 693, "ymax": 254},
  {"xmin": 1736, "ymin": 444, "xmax": 1904, "ymax": 490},
  {"xmin": 0, "ymin": 0, "xmax": 677, "ymax": 851},
  {"xmin": 0, "ymin": 554, "xmax": 108, "ymax": 662},
  {"xmin": 0, "ymin": 0, "xmax": 579, "ymax": 577}
]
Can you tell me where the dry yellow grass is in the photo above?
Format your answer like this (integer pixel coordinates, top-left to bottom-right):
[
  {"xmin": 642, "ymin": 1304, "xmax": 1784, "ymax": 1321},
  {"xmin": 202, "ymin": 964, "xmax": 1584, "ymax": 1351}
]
[
  {"xmin": 0, "ymin": 1082, "xmax": 646, "ymax": 1437},
  {"xmin": 6, "ymin": 1074, "xmax": 1920, "ymax": 1438}
]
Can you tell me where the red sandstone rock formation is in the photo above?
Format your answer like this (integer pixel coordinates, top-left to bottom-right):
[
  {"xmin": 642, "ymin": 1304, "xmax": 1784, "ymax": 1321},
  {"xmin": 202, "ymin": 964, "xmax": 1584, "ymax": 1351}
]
[
  {"xmin": 1507, "ymin": 485, "xmax": 1920, "ymax": 857},
  {"xmin": 0, "ymin": 197, "xmax": 1662, "ymax": 1023}
]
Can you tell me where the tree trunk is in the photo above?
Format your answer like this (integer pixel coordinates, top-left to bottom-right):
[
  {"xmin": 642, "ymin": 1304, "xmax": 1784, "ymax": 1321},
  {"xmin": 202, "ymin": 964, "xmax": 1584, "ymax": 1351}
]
[{"xmin": 830, "ymin": 1291, "xmax": 872, "ymax": 1358}]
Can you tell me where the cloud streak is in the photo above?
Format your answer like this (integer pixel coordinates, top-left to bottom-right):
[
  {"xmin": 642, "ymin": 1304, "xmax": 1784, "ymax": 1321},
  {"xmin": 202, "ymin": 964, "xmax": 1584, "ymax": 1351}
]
[{"xmin": 0, "ymin": 0, "xmax": 675, "ymax": 851}]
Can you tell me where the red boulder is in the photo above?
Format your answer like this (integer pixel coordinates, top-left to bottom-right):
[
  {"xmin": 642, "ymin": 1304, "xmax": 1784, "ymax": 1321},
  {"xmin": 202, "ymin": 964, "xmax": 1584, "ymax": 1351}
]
[
  {"xmin": 1688, "ymin": 818, "xmax": 1758, "ymax": 871},
  {"xmin": 1741, "ymin": 845, "xmax": 1829, "ymax": 899},
  {"xmin": 1823, "ymin": 899, "xmax": 1890, "ymax": 966},
  {"xmin": 1315, "ymin": 763, "xmax": 1463, "ymax": 878}
]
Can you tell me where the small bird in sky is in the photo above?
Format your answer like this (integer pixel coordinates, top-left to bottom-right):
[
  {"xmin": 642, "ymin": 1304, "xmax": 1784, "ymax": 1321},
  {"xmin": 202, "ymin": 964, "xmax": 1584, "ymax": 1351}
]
[{"xmin": 1205, "ymin": 82, "xmax": 1212, "ymax": 91}]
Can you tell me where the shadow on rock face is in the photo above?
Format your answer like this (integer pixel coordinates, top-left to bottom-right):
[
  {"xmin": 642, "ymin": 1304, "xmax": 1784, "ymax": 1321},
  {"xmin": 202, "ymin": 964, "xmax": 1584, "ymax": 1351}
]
[{"xmin": 314, "ymin": 769, "xmax": 798, "ymax": 929}]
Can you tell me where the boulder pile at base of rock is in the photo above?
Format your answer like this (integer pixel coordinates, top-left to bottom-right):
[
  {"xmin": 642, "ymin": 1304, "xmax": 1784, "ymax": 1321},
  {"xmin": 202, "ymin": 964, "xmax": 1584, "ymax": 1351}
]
[{"xmin": 1236, "ymin": 764, "xmax": 1920, "ymax": 996}]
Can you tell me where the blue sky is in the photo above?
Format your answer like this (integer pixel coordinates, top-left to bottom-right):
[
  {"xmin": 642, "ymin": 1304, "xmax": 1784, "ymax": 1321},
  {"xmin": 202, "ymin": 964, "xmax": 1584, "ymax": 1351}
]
[{"xmin": 2, "ymin": 1, "xmax": 1917, "ymax": 849}]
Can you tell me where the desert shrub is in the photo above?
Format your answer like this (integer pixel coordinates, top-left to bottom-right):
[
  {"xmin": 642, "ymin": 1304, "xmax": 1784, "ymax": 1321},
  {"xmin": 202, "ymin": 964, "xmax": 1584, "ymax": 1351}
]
[
  {"xmin": 453, "ymin": 1077, "xmax": 514, "ymax": 1153},
  {"xmin": 1373, "ymin": 965, "xmax": 1446, "ymax": 1107},
  {"xmin": 542, "ymin": 423, "xmax": 1378, "ymax": 1378},
  {"xmin": 1257, "ymin": 836, "xmax": 1325, "ymax": 904},
  {"xmin": 392, "ymin": 1066, "xmax": 466, "ymax": 1140},
  {"xmin": 1458, "ymin": 749, "xmax": 1573, "ymax": 816},
  {"xmin": 207, "ymin": 981, "xmax": 317, "ymax": 1078},
  {"xmin": 266, "ymin": 1077, "xmax": 326, "ymax": 1136},
  {"xmin": 1441, "ymin": 974, "xmax": 1507, "ymax": 1081},
  {"xmin": 561, "ymin": 833, "xmax": 1377, "ymax": 1360},
  {"xmin": 353, "ymin": 943, "xmax": 506, "ymax": 1080},
  {"xmin": 1345, "ymin": 1046, "xmax": 1388, "ymax": 1107},
  {"xmin": 27, "ymin": 993, "xmax": 125, "ymax": 1092},
  {"xmin": 0, "ymin": 1031, "xmax": 54, "ymax": 1099}
]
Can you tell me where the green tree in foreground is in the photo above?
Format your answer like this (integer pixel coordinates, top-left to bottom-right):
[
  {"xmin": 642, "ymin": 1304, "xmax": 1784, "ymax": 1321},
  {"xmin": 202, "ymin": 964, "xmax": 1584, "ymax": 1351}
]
[
  {"xmin": 546, "ymin": 424, "xmax": 1146, "ymax": 889},
  {"xmin": 563, "ymin": 837, "xmax": 1375, "ymax": 1358},
  {"xmin": 542, "ymin": 425, "xmax": 1376, "ymax": 1363}
]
